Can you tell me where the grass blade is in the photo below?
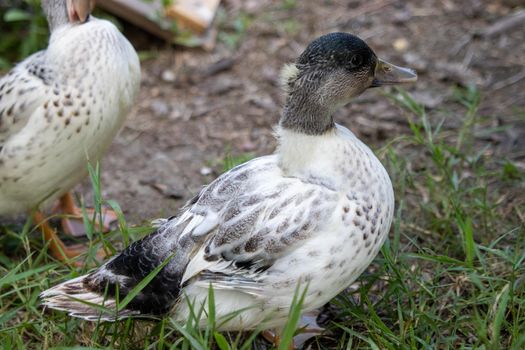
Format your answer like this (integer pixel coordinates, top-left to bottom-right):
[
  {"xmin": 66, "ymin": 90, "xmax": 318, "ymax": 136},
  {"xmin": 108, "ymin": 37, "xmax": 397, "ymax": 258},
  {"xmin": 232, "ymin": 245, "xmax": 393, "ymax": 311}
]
[
  {"xmin": 491, "ymin": 283, "xmax": 510, "ymax": 348},
  {"xmin": 278, "ymin": 283, "xmax": 308, "ymax": 350},
  {"xmin": 214, "ymin": 332, "xmax": 230, "ymax": 350}
]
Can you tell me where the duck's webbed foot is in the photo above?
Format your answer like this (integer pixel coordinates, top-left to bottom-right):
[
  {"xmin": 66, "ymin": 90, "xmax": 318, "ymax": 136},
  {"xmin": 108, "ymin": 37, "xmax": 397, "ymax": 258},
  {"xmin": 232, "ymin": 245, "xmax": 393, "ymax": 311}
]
[
  {"xmin": 57, "ymin": 192, "xmax": 118, "ymax": 237},
  {"xmin": 34, "ymin": 211, "xmax": 107, "ymax": 266}
]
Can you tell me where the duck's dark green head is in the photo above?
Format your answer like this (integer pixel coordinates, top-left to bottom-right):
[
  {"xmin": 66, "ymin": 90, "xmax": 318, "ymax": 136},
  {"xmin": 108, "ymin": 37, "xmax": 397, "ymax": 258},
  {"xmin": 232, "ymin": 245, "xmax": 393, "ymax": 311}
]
[{"xmin": 280, "ymin": 32, "xmax": 417, "ymax": 135}]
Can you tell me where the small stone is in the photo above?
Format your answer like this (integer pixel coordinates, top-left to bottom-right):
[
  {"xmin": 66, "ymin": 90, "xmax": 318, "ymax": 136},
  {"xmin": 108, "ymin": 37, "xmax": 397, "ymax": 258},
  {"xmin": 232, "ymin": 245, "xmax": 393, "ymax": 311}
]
[
  {"xmin": 392, "ymin": 9, "xmax": 412, "ymax": 24},
  {"xmin": 150, "ymin": 99, "xmax": 170, "ymax": 117},
  {"xmin": 393, "ymin": 38, "xmax": 409, "ymax": 52},
  {"xmin": 139, "ymin": 177, "xmax": 185, "ymax": 200},
  {"xmin": 151, "ymin": 183, "xmax": 184, "ymax": 199},
  {"xmin": 161, "ymin": 70, "xmax": 176, "ymax": 83},
  {"xmin": 410, "ymin": 91, "xmax": 445, "ymax": 109},
  {"xmin": 402, "ymin": 52, "xmax": 428, "ymax": 72},
  {"xmin": 241, "ymin": 141, "xmax": 256, "ymax": 152},
  {"xmin": 200, "ymin": 166, "xmax": 213, "ymax": 176},
  {"xmin": 249, "ymin": 95, "xmax": 278, "ymax": 112}
]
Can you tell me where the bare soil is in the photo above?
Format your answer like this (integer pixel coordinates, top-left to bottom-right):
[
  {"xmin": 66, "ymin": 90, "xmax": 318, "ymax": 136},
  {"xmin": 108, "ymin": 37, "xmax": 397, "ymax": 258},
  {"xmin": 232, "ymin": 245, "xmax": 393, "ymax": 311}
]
[{"xmin": 80, "ymin": 0, "xmax": 525, "ymax": 224}]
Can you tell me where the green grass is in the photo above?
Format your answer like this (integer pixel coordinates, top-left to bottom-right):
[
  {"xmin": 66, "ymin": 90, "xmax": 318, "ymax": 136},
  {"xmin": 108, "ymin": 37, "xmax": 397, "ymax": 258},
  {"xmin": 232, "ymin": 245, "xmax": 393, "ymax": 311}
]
[
  {"xmin": 1, "ymin": 87, "xmax": 524, "ymax": 349},
  {"xmin": 0, "ymin": 1, "xmax": 171, "ymax": 70},
  {"xmin": 0, "ymin": 0, "xmax": 49, "ymax": 70},
  {"xmin": 216, "ymin": 10, "xmax": 253, "ymax": 50}
]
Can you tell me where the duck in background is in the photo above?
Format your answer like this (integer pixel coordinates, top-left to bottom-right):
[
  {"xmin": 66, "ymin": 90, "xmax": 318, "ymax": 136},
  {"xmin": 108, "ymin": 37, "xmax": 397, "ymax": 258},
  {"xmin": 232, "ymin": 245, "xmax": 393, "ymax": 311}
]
[
  {"xmin": 41, "ymin": 32, "xmax": 415, "ymax": 345},
  {"xmin": 0, "ymin": 0, "xmax": 140, "ymax": 261}
]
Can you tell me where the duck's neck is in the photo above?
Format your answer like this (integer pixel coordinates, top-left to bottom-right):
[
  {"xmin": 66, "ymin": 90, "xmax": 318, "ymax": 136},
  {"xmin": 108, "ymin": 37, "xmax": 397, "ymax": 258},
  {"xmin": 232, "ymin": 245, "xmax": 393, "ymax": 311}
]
[
  {"xmin": 43, "ymin": 0, "xmax": 69, "ymax": 32},
  {"xmin": 279, "ymin": 97, "xmax": 336, "ymax": 136},
  {"xmin": 275, "ymin": 124, "xmax": 340, "ymax": 178}
]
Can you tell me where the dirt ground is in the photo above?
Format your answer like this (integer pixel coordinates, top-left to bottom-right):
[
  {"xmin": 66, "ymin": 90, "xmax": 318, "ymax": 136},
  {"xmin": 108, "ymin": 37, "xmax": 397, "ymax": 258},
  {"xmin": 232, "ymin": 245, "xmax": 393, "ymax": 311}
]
[{"xmin": 79, "ymin": 0, "xmax": 525, "ymax": 224}]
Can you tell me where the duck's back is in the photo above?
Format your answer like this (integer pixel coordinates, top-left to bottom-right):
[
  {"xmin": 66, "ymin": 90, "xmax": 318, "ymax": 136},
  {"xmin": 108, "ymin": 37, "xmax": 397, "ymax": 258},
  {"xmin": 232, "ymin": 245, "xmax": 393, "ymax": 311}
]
[{"xmin": 0, "ymin": 18, "xmax": 140, "ymax": 215}]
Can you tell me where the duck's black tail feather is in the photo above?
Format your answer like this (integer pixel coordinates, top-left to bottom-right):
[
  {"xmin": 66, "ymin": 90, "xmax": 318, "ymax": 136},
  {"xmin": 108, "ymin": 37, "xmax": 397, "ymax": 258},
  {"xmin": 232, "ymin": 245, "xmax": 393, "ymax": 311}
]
[{"xmin": 41, "ymin": 219, "xmax": 193, "ymax": 321}]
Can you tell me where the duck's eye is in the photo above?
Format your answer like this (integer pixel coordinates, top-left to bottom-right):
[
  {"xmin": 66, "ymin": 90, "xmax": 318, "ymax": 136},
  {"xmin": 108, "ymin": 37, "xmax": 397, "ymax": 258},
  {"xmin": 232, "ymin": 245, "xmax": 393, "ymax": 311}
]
[{"xmin": 350, "ymin": 54, "xmax": 363, "ymax": 67}]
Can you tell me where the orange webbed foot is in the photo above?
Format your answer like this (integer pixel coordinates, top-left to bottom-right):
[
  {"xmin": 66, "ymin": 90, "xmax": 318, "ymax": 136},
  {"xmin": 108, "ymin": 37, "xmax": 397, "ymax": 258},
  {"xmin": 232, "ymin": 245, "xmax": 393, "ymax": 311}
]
[{"xmin": 57, "ymin": 192, "xmax": 118, "ymax": 237}]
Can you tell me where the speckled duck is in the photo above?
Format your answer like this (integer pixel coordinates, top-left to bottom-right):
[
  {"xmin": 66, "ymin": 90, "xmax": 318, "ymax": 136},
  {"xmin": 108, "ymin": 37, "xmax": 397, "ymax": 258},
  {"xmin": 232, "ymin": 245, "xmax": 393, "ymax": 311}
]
[
  {"xmin": 0, "ymin": 0, "xmax": 140, "ymax": 259},
  {"xmin": 42, "ymin": 33, "xmax": 416, "ymax": 332}
]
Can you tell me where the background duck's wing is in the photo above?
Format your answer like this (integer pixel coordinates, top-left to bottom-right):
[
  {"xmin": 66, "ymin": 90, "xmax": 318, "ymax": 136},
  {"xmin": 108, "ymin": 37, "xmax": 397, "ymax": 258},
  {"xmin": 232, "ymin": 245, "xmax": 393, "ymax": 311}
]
[
  {"xmin": 0, "ymin": 51, "xmax": 52, "ymax": 145},
  {"xmin": 177, "ymin": 155, "xmax": 340, "ymax": 293}
]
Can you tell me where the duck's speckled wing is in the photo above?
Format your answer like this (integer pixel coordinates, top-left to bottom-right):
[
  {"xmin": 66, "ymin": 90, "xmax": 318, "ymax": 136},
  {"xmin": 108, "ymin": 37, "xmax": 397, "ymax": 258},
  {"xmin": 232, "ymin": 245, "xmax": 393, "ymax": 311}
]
[
  {"xmin": 78, "ymin": 155, "xmax": 340, "ymax": 316},
  {"xmin": 177, "ymin": 155, "xmax": 340, "ymax": 290},
  {"xmin": 0, "ymin": 51, "xmax": 52, "ymax": 145}
]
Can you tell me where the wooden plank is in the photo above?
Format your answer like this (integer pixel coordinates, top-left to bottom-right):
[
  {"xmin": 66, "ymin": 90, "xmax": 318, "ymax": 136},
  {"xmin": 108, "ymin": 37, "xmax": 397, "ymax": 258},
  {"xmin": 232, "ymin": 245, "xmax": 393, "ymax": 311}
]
[
  {"xmin": 166, "ymin": 0, "xmax": 221, "ymax": 33},
  {"xmin": 97, "ymin": 0, "xmax": 174, "ymax": 41}
]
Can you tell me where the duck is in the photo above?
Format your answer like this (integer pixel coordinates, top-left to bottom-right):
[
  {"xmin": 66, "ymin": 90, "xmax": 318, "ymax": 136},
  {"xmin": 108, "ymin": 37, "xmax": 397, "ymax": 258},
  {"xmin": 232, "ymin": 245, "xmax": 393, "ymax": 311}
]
[
  {"xmin": 41, "ymin": 32, "xmax": 416, "ymax": 338},
  {"xmin": 0, "ymin": 0, "xmax": 140, "ymax": 261}
]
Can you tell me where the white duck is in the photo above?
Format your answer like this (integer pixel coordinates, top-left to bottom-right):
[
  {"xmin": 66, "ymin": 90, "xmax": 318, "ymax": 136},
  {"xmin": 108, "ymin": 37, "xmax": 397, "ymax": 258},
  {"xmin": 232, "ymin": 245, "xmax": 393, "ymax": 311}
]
[
  {"xmin": 0, "ymin": 0, "xmax": 140, "ymax": 260},
  {"xmin": 41, "ymin": 33, "xmax": 415, "ymax": 339}
]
